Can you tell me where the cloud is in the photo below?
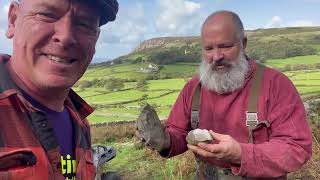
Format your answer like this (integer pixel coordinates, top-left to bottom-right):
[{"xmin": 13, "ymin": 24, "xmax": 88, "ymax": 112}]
[
  {"xmin": 155, "ymin": 0, "xmax": 202, "ymax": 36},
  {"xmin": 301, "ymin": 0, "xmax": 320, "ymax": 3},
  {"xmin": 94, "ymin": 0, "xmax": 205, "ymax": 61},
  {"xmin": 98, "ymin": 3, "xmax": 148, "ymax": 44},
  {"xmin": 264, "ymin": 16, "xmax": 283, "ymax": 28},
  {"xmin": 100, "ymin": 34, "xmax": 120, "ymax": 44},
  {"xmin": 3, "ymin": 3, "xmax": 9, "ymax": 13},
  {"xmin": 0, "ymin": 28, "xmax": 13, "ymax": 55},
  {"xmin": 0, "ymin": 2, "xmax": 9, "ymax": 27},
  {"xmin": 288, "ymin": 20, "xmax": 317, "ymax": 27},
  {"xmin": 0, "ymin": 2, "xmax": 12, "ymax": 55},
  {"xmin": 94, "ymin": 2, "xmax": 150, "ymax": 60},
  {"xmin": 265, "ymin": 16, "xmax": 319, "ymax": 29}
]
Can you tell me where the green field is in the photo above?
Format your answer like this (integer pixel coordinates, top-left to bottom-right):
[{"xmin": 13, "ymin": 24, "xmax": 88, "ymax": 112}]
[
  {"xmin": 265, "ymin": 55, "xmax": 319, "ymax": 68},
  {"xmin": 77, "ymin": 70, "xmax": 320, "ymax": 124},
  {"xmin": 82, "ymin": 63, "xmax": 199, "ymax": 81},
  {"xmin": 312, "ymin": 44, "xmax": 320, "ymax": 52},
  {"xmin": 76, "ymin": 79, "xmax": 186, "ymax": 123},
  {"xmin": 76, "ymin": 52, "xmax": 320, "ymax": 124},
  {"xmin": 147, "ymin": 79, "xmax": 186, "ymax": 90},
  {"xmin": 88, "ymin": 115, "xmax": 135, "ymax": 124},
  {"xmin": 283, "ymin": 70, "xmax": 320, "ymax": 96},
  {"xmin": 160, "ymin": 64, "xmax": 198, "ymax": 77}
]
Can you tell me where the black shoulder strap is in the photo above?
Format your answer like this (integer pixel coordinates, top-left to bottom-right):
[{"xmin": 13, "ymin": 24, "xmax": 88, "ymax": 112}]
[
  {"xmin": 190, "ymin": 82, "xmax": 201, "ymax": 129},
  {"xmin": 248, "ymin": 63, "xmax": 264, "ymax": 113},
  {"xmin": 246, "ymin": 63, "xmax": 267, "ymax": 143}
]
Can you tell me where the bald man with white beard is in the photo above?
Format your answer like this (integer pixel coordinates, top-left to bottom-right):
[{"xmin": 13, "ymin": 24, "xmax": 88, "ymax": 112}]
[{"xmin": 136, "ymin": 10, "xmax": 312, "ymax": 179}]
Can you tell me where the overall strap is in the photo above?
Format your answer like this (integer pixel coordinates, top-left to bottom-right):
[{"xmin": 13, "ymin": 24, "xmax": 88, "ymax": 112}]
[
  {"xmin": 246, "ymin": 63, "xmax": 265, "ymax": 144},
  {"xmin": 191, "ymin": 82, "xmax": 201, "ymax": 129}
]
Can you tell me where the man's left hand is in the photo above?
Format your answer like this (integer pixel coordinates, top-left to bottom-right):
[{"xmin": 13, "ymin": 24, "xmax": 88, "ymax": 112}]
[{"xmin": 187, "ymin": 130, "xmax": 242, "ymax": 164}]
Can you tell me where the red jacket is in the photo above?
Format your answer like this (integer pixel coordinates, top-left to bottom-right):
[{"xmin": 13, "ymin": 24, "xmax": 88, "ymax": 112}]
[
  {"xmin": 0, "ymin": 58, "xmax": 95, "ymax": 179},
  {"xmin": 164, "ymin": 60, "xmax": 312, "ymax": 177}
]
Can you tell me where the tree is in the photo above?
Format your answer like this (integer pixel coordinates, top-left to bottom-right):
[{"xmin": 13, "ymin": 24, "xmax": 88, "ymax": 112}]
[
  {"xmin": 133, "ymin": 57, "xmax": 143, "ymax": 64},
  {"xmin": 136, "ymin": 78, "xmax": 148, "ymax": 91},
  {"xmin": 77, "ymin": 80, "xmax": 93, "ymax": 88},
  {"xmin": 138, "ymin": 94, "xmax": 149, "ymax": 108},
  {"xmin": 283, "ymin": 64, "xmax": 292, "ymax": 72},
  {"xmin": 104, "ymin": 78, "xmax": 124, "ymax": 91}
]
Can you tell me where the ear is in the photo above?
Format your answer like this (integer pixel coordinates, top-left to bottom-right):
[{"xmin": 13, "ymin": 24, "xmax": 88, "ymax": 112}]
[
  {"xmin": 92, "ymin": 28, "xmax": 101, "ymax": 55},
  {"xmin": 96, "ymin": 27, "xmax": 101, "ymax": 39},
  {"xmin": 242, "ymin": 36, "xmax": 247, "ymax": 50},
  {"xmin": 6, "ymin": 2, "xmax": 20, "ymax": 39}
]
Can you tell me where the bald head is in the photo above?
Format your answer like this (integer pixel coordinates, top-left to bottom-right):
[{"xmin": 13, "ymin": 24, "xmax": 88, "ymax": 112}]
[{"xmin": 201, "ymin": 10, "xmax": 245, "ymax": 43}]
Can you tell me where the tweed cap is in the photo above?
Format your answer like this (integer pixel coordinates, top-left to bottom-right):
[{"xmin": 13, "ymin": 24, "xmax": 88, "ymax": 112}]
[
  {"xmin": 95, "ymin": 0, "xmax": 119, "ymax": 26},
  {"xmin": 16, "ymin": 0, "xmax": 118, "ymax": 26}
]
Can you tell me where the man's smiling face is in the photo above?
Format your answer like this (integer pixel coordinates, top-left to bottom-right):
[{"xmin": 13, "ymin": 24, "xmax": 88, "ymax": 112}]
[{"xmin": 6, "ymin": 0, "xmax": 100, "ymax": 90}]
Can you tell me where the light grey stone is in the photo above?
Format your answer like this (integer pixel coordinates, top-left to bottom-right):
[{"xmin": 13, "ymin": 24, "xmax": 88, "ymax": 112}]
[{"xmin": 186, "ymin": 129, "xmax": 213, "ymax": 145}]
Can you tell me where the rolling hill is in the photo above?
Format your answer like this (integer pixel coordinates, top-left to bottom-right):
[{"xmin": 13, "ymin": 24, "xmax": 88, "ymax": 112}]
[
  {"xmin": 90, "ymin": 26, "xmax": 320, "ymax": 68},
  {"xmin": 75, "ymin": 26, "xmax": 320, "ymax": 124}
]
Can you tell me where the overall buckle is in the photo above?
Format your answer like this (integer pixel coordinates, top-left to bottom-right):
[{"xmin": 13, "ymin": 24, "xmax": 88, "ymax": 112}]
[{"xmin": 246, "ymin": 112, "xmax": 258, "ymax": 127}]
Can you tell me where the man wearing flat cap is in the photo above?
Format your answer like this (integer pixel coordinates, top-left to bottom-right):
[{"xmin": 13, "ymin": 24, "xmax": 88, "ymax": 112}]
[{"xmin": 0, "ymin": 0, "xmax": 118, "ymax": 179}]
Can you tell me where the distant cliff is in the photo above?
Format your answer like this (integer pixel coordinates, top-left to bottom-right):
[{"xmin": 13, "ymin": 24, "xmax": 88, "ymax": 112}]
[
  {"xmin": 134, "ymin": 36, "xmax": 200, "ymax": 52},
  {"xmin": 102, "ymin": 26, "xmax": 320, "ymax": 66}
]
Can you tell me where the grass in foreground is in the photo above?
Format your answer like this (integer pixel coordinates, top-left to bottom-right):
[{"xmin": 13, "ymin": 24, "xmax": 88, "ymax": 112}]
[
  {"xmin": 91, "ymin": 122, "xmax": 320, "ymax": 180},
  {"xmin": 91, "ymin": 123, "xmax": 195, "ymax": 179}
]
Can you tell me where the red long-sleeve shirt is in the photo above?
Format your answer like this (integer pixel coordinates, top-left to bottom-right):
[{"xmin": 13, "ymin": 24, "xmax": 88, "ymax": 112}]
[
  {"xmin": 0, "ymin": 57, "xmax": 95, "ymax": 179},
  {"xmin": 164, "ymin": 60, "xmax": 312, "ymax": 177}
]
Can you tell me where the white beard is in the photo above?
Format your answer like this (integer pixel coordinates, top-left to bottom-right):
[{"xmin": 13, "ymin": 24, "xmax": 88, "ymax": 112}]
[{"xmin": 199, "ymin": 51, "xmax": 249, "ymax": 94}]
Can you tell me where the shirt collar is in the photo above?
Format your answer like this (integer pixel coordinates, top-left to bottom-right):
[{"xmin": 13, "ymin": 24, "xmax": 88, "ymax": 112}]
[{"xmin": 0, "ymin": 55, "xmax": 19, "ymax": 95}]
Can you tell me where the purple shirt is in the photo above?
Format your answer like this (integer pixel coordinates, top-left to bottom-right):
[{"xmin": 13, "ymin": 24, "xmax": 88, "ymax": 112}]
[{"xmin": 21, "ymin": 91, "xmax": 76, "ymax": 179}]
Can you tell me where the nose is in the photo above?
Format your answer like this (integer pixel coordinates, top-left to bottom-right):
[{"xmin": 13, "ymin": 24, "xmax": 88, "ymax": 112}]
[
  {"xmin": 52, "ymin": 16, "xmax": 77, "ymax": 49},
  {"xmin": 205, "ymin": 48, "xmax": 224, "ymax": 64}
]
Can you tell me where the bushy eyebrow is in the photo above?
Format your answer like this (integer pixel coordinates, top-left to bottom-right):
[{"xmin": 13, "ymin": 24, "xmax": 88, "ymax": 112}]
[
  {"xmin": 21, "ymin": 1, "xmax": 100, "ymax": 25},
  {"xmin": 29, "ymin": 2, "xmax": 65, "ymax": 15},
  {"xmin": 76, "ymin": 13, "xmax": 99, "ymax": 23}
]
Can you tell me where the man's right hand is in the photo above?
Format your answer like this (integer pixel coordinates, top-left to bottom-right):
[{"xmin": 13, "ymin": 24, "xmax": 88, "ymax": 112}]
[
  {"xmin": 187, "ymin": 130, "xmax": 242, "ymax": 165},
  {"xmin": 135, "ymin": 103, "xmax": 171, "ymax": 152}
]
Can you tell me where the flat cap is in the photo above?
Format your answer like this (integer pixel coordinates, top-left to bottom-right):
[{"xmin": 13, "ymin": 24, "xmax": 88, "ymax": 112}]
[{"xmin": 95, "ymin": 0, "xmax": 119, "ymax": 26}]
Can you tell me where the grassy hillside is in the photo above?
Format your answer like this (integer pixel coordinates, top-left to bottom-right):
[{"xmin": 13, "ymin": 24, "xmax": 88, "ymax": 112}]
[
  {"xmin": 90, "ymin": 27, "xmax": 320, "ymax": 67},
  {"xmin": 78, "ymin": 27, "xmax": 320, "ymax": 179},
  {"xmin": 82, "ymin": 63, "xmax": 198, "ymax": 82},
  {"xmin": 79, "ymin": 27, "xmax": 320, "ymax": 124},
  {"xmin": 78, "ymin": 66, "xmax": 320, "ymax": 124},
  {"xmin": 91, "ymin": 118, "xmax": 320, "ymax": 180},
  {"xmin": 75, "ymin": 27, "xmax": 320, "ymax": 123},
  {"xmin": 77, "ymin": 53, "xmax": 320, "ymax": 124},
  {"xmin": 265, "ymin": 55, "xmax": 319, "ymax": 68},
  {"xmin": 79, "ymin": 42, "xmax": 320, "ymax": 123}
]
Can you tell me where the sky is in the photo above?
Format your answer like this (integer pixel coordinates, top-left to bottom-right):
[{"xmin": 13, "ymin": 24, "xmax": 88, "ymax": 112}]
[{"xmin": 0, "ymin": 0, "xmax": 319, "ymax": 63}]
